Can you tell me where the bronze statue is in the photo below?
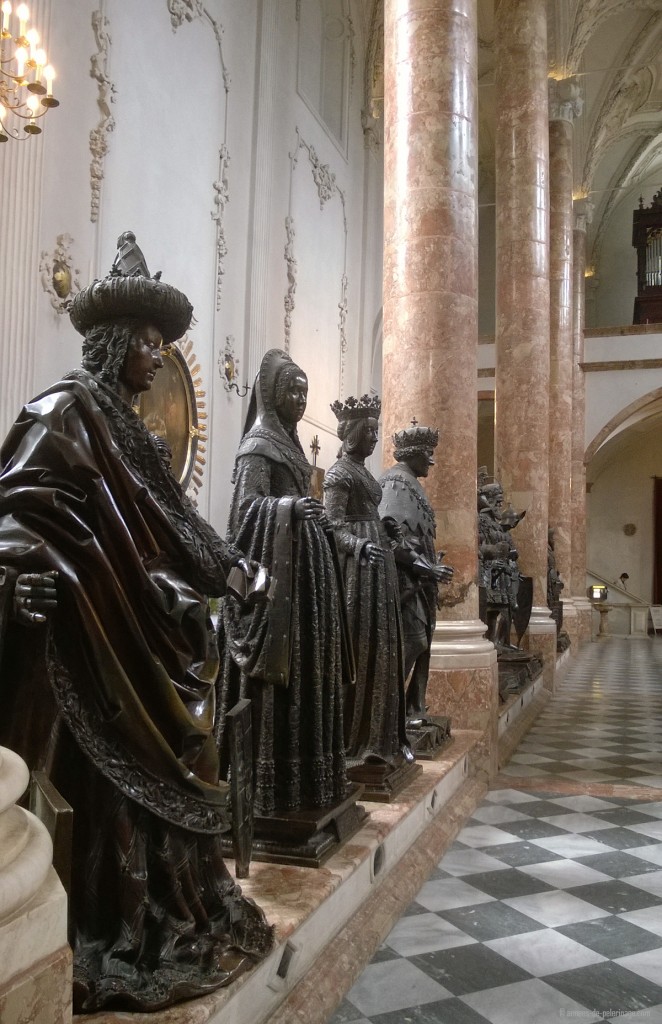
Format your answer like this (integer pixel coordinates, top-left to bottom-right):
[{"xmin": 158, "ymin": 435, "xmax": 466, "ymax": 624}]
[
  {"xmin": 324, "ymin": 395, "xmax": 416, "ymax": 799},
  {"xmin": 379, "ymin": 425, "xmax": 453, "ymax": 755},
  {"xmin": 477, "ymin": 471, "xmax": 538, "ymax": 695},
  {"xmin": 216, "ymin": 349, "xmax": 362, "ymax": 864},
  {"xmin": 0, "ymin": 233, "xmax": 273, "ymax": 1012},
  {"xmin": 547, "ymin": 526, "xmax": 569, "ymax": 650}
]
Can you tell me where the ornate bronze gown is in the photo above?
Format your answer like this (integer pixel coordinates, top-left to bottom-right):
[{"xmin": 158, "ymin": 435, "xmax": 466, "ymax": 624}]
[
  {"xmin": 324, "ymin": 454, "xmax": 408, "ymax": 764},
  {"xmin": 216, "ymin": 350, "xmax": 348, "ymax": 817},
  {"xmin": 0, "ymin": 370, "xmax": 273, "ymax": 1012}
]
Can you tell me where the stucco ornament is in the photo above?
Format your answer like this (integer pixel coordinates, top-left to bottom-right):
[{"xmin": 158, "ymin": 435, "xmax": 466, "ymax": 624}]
[{"xmin": 39, "ymin": 234, "xmax": 82, "ymax": 315}]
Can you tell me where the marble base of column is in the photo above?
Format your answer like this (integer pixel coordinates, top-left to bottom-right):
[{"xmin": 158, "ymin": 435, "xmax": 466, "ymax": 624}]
[
  {"xmin": 571, "ymin": 596, "xmax": 594, "ymax": 643},
  {"xmin": 427, "ymin": 620, "xmax": 498, "ymax": 779},
  {"xmin": 561, "ymin": 597, "xmax": 578, "ymax": 649},
  {"xmin": 522, "ymin": 608, "xmax": 558, "ymax": 692}
]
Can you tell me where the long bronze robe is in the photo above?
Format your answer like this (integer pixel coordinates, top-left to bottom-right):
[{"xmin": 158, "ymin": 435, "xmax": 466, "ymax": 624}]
[
  {"xmin": 216, "ymin": 349, "xmax": 348, "ymax": 816},
  {"xmin": 324, "ymin": 453, "xmax": 408, "ymax": 764},
  {"xmin": 0, "ymin": 369, "xmax": 272, "ymax": 1012}
]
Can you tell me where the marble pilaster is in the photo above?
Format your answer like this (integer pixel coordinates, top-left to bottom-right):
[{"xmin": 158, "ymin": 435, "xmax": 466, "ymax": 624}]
[
  {"xmin": 494, "ymin": 0, "xmax": 555, "ymax": 680},
  {"xmin": 571, "ymin": 199, "xmax": 594, "ymax": 643},
  {"xmin": 548, "ymin": 78, "xmax": 582, "ymax": 647},
  {"xmin": 382, "ymin": 0, "xmax": 497, "ymax": 771}
]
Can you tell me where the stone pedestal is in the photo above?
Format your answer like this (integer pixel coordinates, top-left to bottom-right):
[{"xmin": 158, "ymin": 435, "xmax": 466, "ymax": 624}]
[
  {"xmin": 561, "ymin": 596, "xmax": 579, "ymax": 649},
  {"xmin": 427, "ymin": 620, "xmax": 499, "ymax": 779},
  {"xmin": 574, "ymin": 596, "xmax": 594, "ymax": 642},
  {"xmin": 522, "ymin": 608, "xmax": 558, "ymax": 691},
  {"xmin": 0, "ymin": 746, "xmax": 71, "ymax": 1024}
]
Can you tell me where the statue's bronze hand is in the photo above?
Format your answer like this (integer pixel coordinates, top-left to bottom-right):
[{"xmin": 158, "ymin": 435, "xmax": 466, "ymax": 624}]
[
  {"xmin": 294, "ymin": 496, "xmax": 325, "ymax": 521},
  {"xmin": 365, "ymin": 543, "xmax": 384, "ymax": 565},
  {"xmin": 13, "ymin": 571, "xmax": 58, "ymax": 626}
]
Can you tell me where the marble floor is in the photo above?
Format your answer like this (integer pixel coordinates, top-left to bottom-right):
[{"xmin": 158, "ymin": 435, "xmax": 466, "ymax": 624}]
[{"xmin": 329, "ymin": 637, "xmax": 662, "ymax": 1024}]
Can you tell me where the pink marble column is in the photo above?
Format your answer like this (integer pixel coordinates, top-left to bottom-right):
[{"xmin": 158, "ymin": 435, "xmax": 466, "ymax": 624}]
[
  {"xmin": 382, "ymin": 0, "xmax": 497, "ymax": 774},
  {"xmin": 571, "ymin": 199, "xmax": 594, "ymax": 642},
  {"xmin": 548, "ymin": 78, "xmax": 582, "ymax": 648},
  {"xmin": 494, "ymin": 0, "xmax": 556, "ymax": 686}
]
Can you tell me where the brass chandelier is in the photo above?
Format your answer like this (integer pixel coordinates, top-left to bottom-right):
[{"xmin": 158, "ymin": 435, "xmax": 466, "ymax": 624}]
[{"xmin": 0, "ymin": 2, "xmax": 58, "ymax": 142}]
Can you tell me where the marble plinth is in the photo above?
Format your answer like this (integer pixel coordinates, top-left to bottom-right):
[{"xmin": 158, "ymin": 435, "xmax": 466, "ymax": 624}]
[
  {"xmin": 427, "ymin": 619, "xmax": 498, "ymax": 779},
  {"xmin": 77, "ymin": 733, "xmax": 483, "ymax": 1024},
  {"xmin": 523, "ymin": 607, "xmax": 558, "ymax": 691},
  {"xmin": 561, "ymin": 598, "xmax": 579, "ymax": 649},
  {"xmin": 0, "ymin": 944, "xmax": 72, "ymax": 1024},
  {"xmin": 574, "ymin": 598, "xmax": 593, "ymax": 643}
]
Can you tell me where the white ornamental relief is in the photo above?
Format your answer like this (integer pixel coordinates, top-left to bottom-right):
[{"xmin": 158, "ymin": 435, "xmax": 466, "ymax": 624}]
[
  {"xmin": 167, "ymin": 0, "xmax": 204, "ymax": 30},
  {"xmin": 283, "ymin": 216, "xmax": 297, "ymax": 352},
  {"xmin": 308, "ymin": 145, "xmax": 336, "ymax": 208},
  {"xmin": 169, "ymin": 3, "xmax": 231, "ymax": 308},
  {"xmin": 89, "ymin": 10, "xmax": 116, "ymax": 224}
]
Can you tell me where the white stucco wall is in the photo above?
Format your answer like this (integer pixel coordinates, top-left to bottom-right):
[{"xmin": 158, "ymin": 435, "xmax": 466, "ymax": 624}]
[{"xmin": 0, "ymin": 0, "xmax": 383, "ymax": 532}]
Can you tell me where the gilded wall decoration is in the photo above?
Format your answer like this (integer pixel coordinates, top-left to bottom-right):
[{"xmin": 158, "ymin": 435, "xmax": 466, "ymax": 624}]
[
  {"xmin": 39, "ymin": 234, "xmax": 82, "ymax": 315},
  {"xmin": 89, "ymin": 10, "xmax": 116, "ymax": 224}
]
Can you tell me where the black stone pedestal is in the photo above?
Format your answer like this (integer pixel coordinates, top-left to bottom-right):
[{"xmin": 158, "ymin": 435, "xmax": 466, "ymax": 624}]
[
  {"xmin": 406, "ymin": 716, "xmax": 452, "ymax": 760},
  {"xmin": 235, "ymin": 784, "xmax": 368, "ymax": 869}
]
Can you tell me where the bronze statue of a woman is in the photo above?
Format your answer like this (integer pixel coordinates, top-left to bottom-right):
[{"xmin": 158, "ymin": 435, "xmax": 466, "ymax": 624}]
[
  {"xmin": 324, "ymin": 395, "xmax": 417, "ymax": 800},
  {"xmin": 217, "ymin": 349, "xmax": 363, "ymax": 864}
]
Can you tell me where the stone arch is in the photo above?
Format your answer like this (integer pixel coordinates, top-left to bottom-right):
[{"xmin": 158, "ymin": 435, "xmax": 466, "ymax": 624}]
[{"xmin": 585, "ymin": 385, "xmax": 662, "ymax": 464}]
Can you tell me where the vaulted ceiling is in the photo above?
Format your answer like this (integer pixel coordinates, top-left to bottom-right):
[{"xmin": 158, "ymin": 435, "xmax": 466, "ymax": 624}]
[{"xmin": 362, "ymin": 0, "xmax": 662, "ymax": 278}]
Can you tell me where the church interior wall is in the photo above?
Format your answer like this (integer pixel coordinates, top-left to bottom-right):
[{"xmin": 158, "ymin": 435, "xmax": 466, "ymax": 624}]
[
  {"xmin": 586, "ymin": 417, "xmax": 662, "ymax": 610},
  {"xmin": 0, "ymin": 0, "xmax": 384, "ymax": 532},
  {"xmin": 587, "ymin": 178, "xmax": 662, "ymax": 330}
]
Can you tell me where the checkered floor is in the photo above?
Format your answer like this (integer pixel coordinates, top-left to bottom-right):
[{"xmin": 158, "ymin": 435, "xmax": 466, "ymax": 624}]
[{"xmin": 329, "ymin": 638, "xmax": 662, "ymax": 1024}]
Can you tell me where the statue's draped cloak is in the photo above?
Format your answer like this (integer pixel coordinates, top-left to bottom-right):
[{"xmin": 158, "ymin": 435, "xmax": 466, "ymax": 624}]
[
  {"xmin": 324, "ymin": 453, "xmax": 408, "ymax": 763},
  {"xmin": 0, "ymin": 370, "xmax": 273, "ymax": 1012},
  {"xmin": 216, "ymin": 349, "xmax": 347, "ymax": 816}
]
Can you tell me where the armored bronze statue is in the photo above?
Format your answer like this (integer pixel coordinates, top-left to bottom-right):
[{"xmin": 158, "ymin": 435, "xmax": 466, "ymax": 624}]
[
  {"xmin": 216, "ymin": 349, "xmax": 362, "ymax": 864},
  {"xmin": 324, "ymin": 395, "xmax": 417, "ymax": 800},
  {"xmin": 379, "ymin": 424, "xmax": 453, "ymax": 755},
  {"xmin": 0, "ymin": 233, "xmax": 273, "ymax": 1012},
  {"xmin": 478, "ymin": 477, "xmax": 523, "ymax": 648}
]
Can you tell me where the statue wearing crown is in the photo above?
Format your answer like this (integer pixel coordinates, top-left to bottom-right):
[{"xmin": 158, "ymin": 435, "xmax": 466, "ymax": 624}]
[
  {"xmin": 379, "ymin": 425, "xmax": 454, "ymax": 756},
  {"xmin": 324, "ymin": 394, "xmax": 418, "ymax": 800}
]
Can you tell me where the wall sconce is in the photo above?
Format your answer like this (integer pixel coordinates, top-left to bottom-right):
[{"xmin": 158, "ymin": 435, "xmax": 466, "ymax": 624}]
[{"xmin": 219, "ymin": 336, "xmax": 250, "ymax": 397}]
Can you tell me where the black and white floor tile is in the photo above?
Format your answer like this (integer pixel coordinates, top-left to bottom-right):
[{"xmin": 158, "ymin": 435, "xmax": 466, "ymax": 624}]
[{"xmin": 329, "ymin": 639, "xmax": 662, "ymax": 1024}]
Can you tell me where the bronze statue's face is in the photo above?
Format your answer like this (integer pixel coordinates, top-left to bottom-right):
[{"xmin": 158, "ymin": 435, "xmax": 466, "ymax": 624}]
[
  {"xmin": 408, "ymin": 449, "xmax": 434, "ymax": 478},
  {"xmin": 278, "ymin": 372, "xmax": 308, "ymax": 425},
  {"xmin": 357, "ymin": 416, "xmax": 379, "ymax": 457},
  {"xmin": 119, "ymin": 324, "xmax": 165, "ymax": 398}
]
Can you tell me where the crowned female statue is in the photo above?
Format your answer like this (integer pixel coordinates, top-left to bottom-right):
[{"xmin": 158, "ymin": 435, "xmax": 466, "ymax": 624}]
[
  {"xmin": 217, "ymin": 349, "xmax": 362, "ymax": 864},
  {"xmin": 324, "ymin": 395, "xmax": 417, "ymax": 800},
  {"xmin": 0, "ymin": 232, "xmax": 273, "ymax": 1012}
]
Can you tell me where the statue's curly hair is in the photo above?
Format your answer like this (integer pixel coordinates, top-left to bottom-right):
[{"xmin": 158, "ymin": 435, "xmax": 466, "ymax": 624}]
[{"xmin": 81, "ymin": 318, "xmax": 143, "ymax": 390}]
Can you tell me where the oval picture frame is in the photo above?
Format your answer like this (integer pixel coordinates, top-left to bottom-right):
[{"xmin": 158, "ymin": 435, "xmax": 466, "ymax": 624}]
[{"xmin": 137, "ymin": 344, "xmax": 200, "ymax": 492}]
